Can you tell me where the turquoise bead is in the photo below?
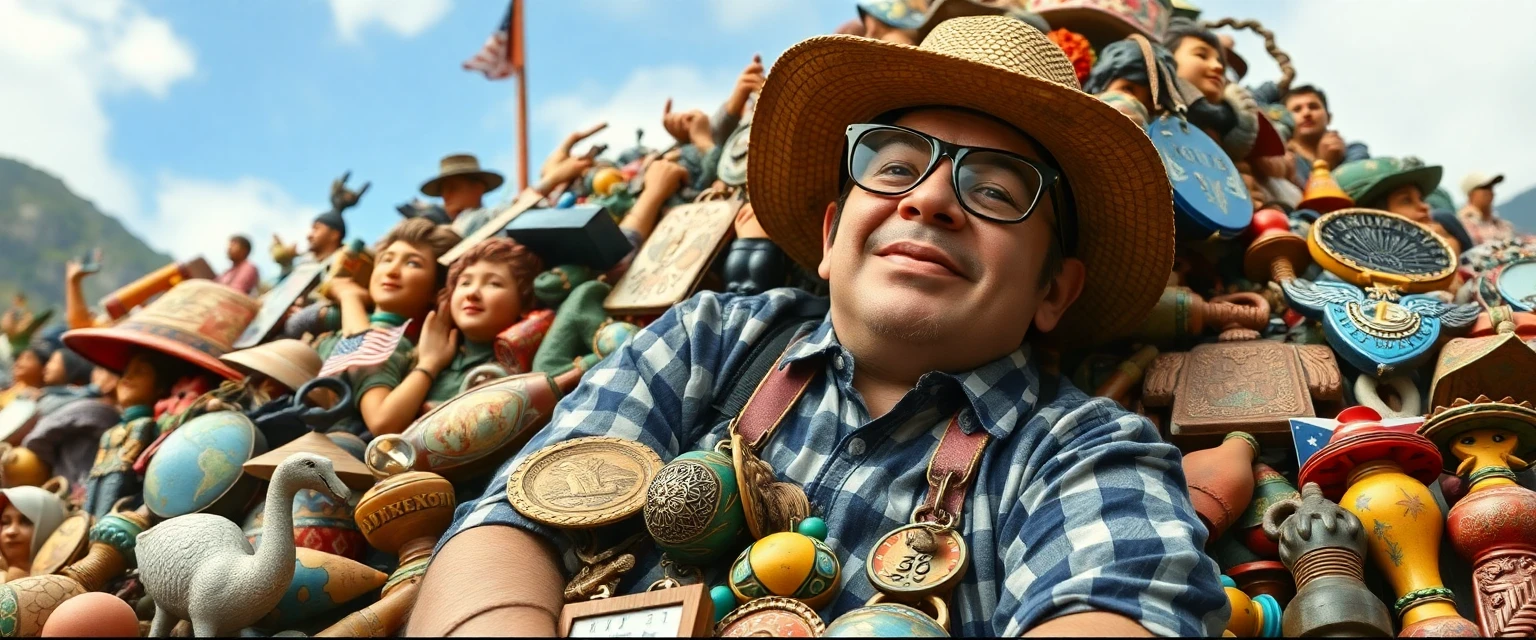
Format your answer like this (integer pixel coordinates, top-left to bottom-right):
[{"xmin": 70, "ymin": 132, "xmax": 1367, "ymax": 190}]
[
  {"xmin": 796, "ymin": 516, "xmax": 828, "ymax": 541},
  {"xmin": 1219, "ymin": 574, "xmax": 1237, "ymax": 589},
  {"xmin": 710, "ymin": 585, "xmax": 736, "ymax": 623},
  {"xmin": 1254, "ymin": 593, "xmax": 1282, "ymax": 637}
]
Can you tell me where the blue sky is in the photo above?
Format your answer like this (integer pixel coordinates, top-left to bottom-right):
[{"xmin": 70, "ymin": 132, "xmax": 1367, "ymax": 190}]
[{"xmin": 3, "ymin": 0, "xmax": 1534, "ymax": 277}]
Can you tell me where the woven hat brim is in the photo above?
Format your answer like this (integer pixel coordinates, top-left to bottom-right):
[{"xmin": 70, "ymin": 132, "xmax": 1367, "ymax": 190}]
[
  {"xmin": 420, "ymin": 170, "xmax": 506, "ymax": 198},
  {"xmin": 749, "ymin": 34, "xmax": 1175, "ymax": 347},
  {"xmin": 1355, "ymin": 165, "xmax": 1443, "ymax": 209},
  {"xmin": 62, "ymin": 328, "xmax": 243, "ymax": 381},
  {"xmin": 220, "ymin": 350, "xmax": 318, "ymax": 393}
]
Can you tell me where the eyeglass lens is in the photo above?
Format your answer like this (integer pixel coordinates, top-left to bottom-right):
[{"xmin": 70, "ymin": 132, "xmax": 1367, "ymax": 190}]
[{"xmin": 850, "ymin": 127, "xmax": 1046, "ymax": 222}]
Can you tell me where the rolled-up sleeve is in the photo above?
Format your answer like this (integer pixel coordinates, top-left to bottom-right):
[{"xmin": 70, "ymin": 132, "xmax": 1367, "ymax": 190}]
[{"xmin": 994, "ymin": 401, "xmax": 1228, "ymax": 636}]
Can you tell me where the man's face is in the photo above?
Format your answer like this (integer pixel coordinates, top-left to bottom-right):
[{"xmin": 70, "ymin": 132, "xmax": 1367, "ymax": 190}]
[
  {"xmin": 11, "ymin": 351, "xmax": 41, "ymax": 388},
  {"xmin": 306, "ymin": 221, "xmax": 341, "ymax": 255},
  {"xmin": 1286, "ymin": 93, "xmax": 1330, "ymax": 139},
  {"xmin": 1470, "ymin": 186, "xmax": 1495, "ymax": 211},
  {"xmin": 42, "ymin": 351, "xmax": 65, "ymax": 387},
  {"xmin": 440, "ymin": 176, "xmax": 488, "ymax": 216},
  {"xmin": 1172, "ymin": 37, "xmax": 1227, "ymax": 104},
  {"xmin": 227, "ymin": 239, "xmax": 248, "ymax": 263},
  {"xmin": 819, "ymin": 109, "xmax": 1082, "ymax": 368}
]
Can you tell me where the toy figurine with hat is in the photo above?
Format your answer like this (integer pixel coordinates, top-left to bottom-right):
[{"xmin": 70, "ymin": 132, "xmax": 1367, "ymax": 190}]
[{"xmin": 421, "ymin": 153, "xmax": 505, "ymax": 236}]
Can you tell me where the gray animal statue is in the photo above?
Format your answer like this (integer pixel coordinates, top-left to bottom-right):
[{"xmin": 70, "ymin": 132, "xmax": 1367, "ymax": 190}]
[{"xmin": 136, "ymin": 452, "xmax": 350, "ymax": 636}]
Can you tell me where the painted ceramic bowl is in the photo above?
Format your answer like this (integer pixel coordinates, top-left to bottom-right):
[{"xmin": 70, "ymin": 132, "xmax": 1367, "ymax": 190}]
[
  {"xmin": 142, "ymin": 411, "xmax": 266, "ymax": 519},
  {"xmin": 823, "ymin": 603, "xmax": 948, "ymax": 637},
  {"xmin": 728, "ymin": 531, "xmax": 840, "ymax": 610},
  {"xmin": 401, "ymin": 373, "xmax": 558, "ymax": 480},
  {"xmin": 644, "ymin": 450, "xmax": 745, "ymax": 565}
]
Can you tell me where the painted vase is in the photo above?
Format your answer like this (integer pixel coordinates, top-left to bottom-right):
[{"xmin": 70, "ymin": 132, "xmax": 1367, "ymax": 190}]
[
  {"xmin": 644, "ymin": 450, "xmax": 745, "ymax": 565},
  {"xmin": 259, "ymin": 547, "xmax": 387, "ymax": 628},
  {"xmin": 0, "ymin": 509, "xmax": 151, "ymax": 636},
  {"xmin": 1237, "ymin": 463, "xmax": 1297, "ymax": 559},
  {"xmin": 243, "ymin": 488, "xmax": 366, "ymax": 561},
  {"xmin": 823, "ymin": 603, "xmax": 948, "ymax": 637},
  {"xmin": 1298, "ymin": 408, "xmax": 1478, "ymax": 636},
  {"xmin": 0, "ymin": 575, "xmax": 85, "ymax": 637},
  {"xmin": 1183, "ymin": 432, "xmax": 1260, "ymax": 542},
  {"xmin": 1262, "ymin": 482, "xmax": 1392, "ymax": 637},
  {"xmin": 728, "ymin": 531, "xmax": 840, "ymax": 610},
  {"xmin": 399, "ymin": 373, "xmax": 559, "ymax": 481}
]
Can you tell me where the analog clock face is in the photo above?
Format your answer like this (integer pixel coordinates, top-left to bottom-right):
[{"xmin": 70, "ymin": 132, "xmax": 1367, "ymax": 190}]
[{"xmin": 568, "ymin": 604, "xmax": 685, "ymax": 638}]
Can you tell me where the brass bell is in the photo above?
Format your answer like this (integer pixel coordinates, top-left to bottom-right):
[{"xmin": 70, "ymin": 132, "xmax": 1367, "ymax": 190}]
[{"xmin": 1296, "ymin": 160, "xmax": 1354, "ymax": 214}]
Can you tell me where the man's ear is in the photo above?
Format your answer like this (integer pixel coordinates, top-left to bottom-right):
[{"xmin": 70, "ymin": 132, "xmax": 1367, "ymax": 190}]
[
  {"xmin": 1032, "ymin": 257, "xmax": 1087, "ymax": 334},
  {"xmin": 818, "ymin": 201, "xmax": 837, "ymax": 281}
]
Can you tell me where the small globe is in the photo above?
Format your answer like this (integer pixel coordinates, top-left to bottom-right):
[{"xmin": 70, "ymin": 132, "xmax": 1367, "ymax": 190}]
[
  {"xmin": 593, "ymin": 321, "xmax": 639, "ymax": 359},
  {"xmin": 728, "ymin": 531, "xmax": 841, "ymax": 610},
  {"xmin": 142, "ymin": 411, "xmax": 261, "ymax": 518},
  {"xmin": 823, "ymin": 603, "xmax": 949, "ymax": 637}
]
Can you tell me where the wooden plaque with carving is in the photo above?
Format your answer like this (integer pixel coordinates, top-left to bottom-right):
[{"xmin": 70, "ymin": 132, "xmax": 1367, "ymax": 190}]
[
  {"xmin": 604, "ymin": 199, "xmax": 741, "ymax": 315},
  {"xmin": 560, "ymin": 584, "xmax": 713, "ymax": 638},
  {"xmin": 1143, "ymin": 339, "xmax": 1342, "ymax": 448}
]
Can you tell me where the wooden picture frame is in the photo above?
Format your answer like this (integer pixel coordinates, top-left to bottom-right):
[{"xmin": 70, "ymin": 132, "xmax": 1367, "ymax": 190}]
[
  {"xmin": 439, "ymin": 189, "xmax": 547, "ymax": 266},
  {"xmin": 559, "ymin": 583, "xmax": 713, "ymax": 638},
  {"xmin": 604, "ymin": 199, "xmax": 742, "ymax": 315}
]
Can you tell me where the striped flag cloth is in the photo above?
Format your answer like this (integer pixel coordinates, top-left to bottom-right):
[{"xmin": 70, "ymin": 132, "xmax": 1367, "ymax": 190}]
[
  {"xmin": 1290, "ymin": 413, "xmax": 1425, "ymax": 469},
  {"xmin": 463, "ymin": 0, "xmax": 523, "ymax": 80},
  {"xmin": 318, "ymin": 322, "xmax": 411, "ymax": 378}
]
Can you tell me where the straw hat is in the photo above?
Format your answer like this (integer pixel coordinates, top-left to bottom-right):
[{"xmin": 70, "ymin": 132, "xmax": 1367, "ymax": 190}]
[
  {"xmin": 220, "ymin": 339, "xmax": 321, "ymax": 393},
  {"xmin": 749, "ymin": 16, "xmax": 1175, "ymax": 346},
  {"xmin": 420, "ymin": 154, "xmax": 505, "ymax": 197},
  {"xmin": 63, "ymin": 280, "xmax": 258, "ymax": 381}
]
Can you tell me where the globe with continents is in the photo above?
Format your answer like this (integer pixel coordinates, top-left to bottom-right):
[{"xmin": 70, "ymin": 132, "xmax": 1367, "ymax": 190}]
[
  {"xmin": 143, "ymin": 411, "xmax": 261, "ymax": 518},
  {"xmin": 822, "ymin": 603, "xmax": 948, "ymax": 637}
]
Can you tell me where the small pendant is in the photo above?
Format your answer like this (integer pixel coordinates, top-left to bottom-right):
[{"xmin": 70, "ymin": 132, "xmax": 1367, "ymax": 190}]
[
  {"xmin": 715, "ymin": 596, "xmax": 825, "ymax": 637},
  {"xmin": 866, "ymin": 524, "xmax": 968, "ymax": 601}
]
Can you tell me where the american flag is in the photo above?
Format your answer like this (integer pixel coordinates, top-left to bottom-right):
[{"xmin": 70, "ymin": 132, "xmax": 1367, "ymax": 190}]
[
  {"xmin": 1290, "ymin": 412, "xmax": 1425, "ymax": 469},
  {"xmin": 463, "ymin": 0, "xmax": 523, "ymax": 80},
  {"xmin": 318, "ymin": 322, "xmax": 412, "ymax": 378}
]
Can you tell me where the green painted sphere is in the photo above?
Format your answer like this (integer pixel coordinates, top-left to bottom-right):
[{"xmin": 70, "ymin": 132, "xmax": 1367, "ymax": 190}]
[
  {"xmin": 643, "ymin": 450, "xmax": 745, "ymax": 565},
  {"xmin": 796, "ymin": 516, "xmax": 828, "ymax": 541},
  {"xmin": 709, "ymin": 585, "xmax": 736, "ymax": 623}
]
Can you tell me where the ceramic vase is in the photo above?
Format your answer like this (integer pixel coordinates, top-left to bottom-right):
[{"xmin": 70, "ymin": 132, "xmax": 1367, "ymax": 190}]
[{"xmin": 1183, "ymin": 432, "xmax": 1260, "ymax": 542}]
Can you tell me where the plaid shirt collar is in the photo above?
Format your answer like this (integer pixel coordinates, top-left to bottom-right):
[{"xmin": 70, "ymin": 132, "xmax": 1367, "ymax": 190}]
[{"xmin": 781, "ymin": 315, "xmax": 1041, "ymax": 440}]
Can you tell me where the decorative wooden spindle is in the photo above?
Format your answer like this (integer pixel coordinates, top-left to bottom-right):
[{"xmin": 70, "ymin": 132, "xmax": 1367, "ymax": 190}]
[
  {"xmin": 1298, "ymin": 406, "xmax": 1479, "ymax": 636},
  {"xmin": 1262, "ymin": 482, "xmax": 1392, "ymax": 637},
  {"xmin": 1422, "ymin": 397, "xmax": 1536, "ymax": 637},
  {"xmin": 1244, "ymin": 207, "xmax": 1312, "ymax": 285}
]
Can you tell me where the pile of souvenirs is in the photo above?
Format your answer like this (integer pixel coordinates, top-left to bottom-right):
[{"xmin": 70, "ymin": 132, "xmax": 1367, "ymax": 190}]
[{"xmin": 0, "ymin": 0, "xmax": 1533, "ymax": 637}]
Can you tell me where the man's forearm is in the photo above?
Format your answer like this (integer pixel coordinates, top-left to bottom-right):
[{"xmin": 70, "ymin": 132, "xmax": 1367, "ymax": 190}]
[{"xmin": 408, "ymin": 525, "xmax": 566, "ymax": 636}]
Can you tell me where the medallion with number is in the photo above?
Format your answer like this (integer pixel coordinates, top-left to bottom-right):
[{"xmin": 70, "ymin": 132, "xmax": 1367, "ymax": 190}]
[
  {"xmin": 715, "ymin": 596, "xmax": 825, "ymax": 637},
  {"xmin": 508, "ymin": 436, "xmax": 664, "ymax": 529},
  {"xmin": 866, "ymin": 524, "xmax": 968, "ymax": 600}
]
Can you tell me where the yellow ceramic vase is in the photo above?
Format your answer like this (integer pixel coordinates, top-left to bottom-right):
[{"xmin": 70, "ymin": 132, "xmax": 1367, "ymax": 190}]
[{"xmin": 1339, "ymin": 461, "xmax": 1458, "ymax": 628}]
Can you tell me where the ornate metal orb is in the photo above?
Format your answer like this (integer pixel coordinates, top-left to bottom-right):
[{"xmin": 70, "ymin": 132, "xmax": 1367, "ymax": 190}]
[
  {"xmin": 728, "ymin": 531, "xmax": 841, "ymax": 610},
  {"xmin": 643, "ymin": 450, "xmax": 745, "ymax": 565}
]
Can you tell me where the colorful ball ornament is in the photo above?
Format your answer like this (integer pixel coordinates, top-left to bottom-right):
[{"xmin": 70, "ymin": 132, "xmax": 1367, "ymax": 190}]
[
  {"xmin": 728, "ymin": 531, "xmax": 841, "ymax": 610},
  {"xmin": 823, "ymin": 602, "xmax": 949, "ymax": 637},
  {"xmin": 591, "ymin": 167, "xmax": 626, "ymax": 197},
  {"xmin": 643, "ymin": 450, "xmax": 746, "ymax": 565}
]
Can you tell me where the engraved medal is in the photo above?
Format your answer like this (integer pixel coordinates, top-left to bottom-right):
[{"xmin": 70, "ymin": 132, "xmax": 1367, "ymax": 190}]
[
  {"xmin": 508, "ymin": 436, "xmax": 664, "ymax": 529},
  {"xmin": 865, "ymin": 523, "xmax": 968, "ymax": 601}
]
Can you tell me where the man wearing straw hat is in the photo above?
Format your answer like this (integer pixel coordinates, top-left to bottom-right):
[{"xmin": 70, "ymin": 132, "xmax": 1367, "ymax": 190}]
[
  {"xmin": 413, "ymin": 17, "xmax": 1224, "ymax": 637},
  {"xmin": 421, "ymin": 153, "xmax": 506, "ymax": 237}
]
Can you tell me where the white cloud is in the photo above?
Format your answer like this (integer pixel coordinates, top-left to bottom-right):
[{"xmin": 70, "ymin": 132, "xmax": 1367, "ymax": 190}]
[
  {"xmin": 533, "ymin": 65, "xmax": 734, "ymax": 163},
  {"xmin": 1202, "ymin": 0, "xmax": 1536, "ymax": 205},
  {"xmin": 148, "ymin": 175, "xmax": 324, "ymax": 276},
  {"xmin": 0, "ymin": 0, "xmax": 197, "ymax": 224},
  {"xmin": 706, "ymin": 0, "xmax": 817, "ymax": 31},
  {"xmin": 328, "ymin": 0, "xmax": 453, "ymax": 42}
]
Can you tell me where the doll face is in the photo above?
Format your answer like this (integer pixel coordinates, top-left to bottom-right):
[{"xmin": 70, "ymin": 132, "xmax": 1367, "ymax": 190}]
[
  {"xmin": 42, "ymin": 351, "xmax": 65, "ymax": 387},
  {"xmin": 451, "ymin": 260, "xmax": 524, "ymax": 343},
  {"xmin": 116, "ymin": 353, "xmax": 161, "ymax": 408},
  {"xmin": 92, "ymin": 367, "xmax": 119, "ymax": 397},
  {"xmin": 371, "ymin": 240, "xmax": 440, "ymax": 319},
  {"xmin": 1382, "ymin": 184, "xmax": 1432, "ymax": 224},
  {"xmin": 1172, "ymin": 36, "xmax": 1227, "ymax": 104},
  {"xmin": 0, "ymin": 505, "xmax": 34, "ymax": 571},
  {"xmin": 12, "ymin": 351, "xmax": 42, "ymax": 388}
]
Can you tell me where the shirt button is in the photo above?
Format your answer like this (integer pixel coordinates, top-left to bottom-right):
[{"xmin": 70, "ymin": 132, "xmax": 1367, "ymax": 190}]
[
  {"xmin": 833, "ymin": 354, "xmax": 846, "ymax": 371},
  {"xmin": 847, "ymin": 438, "xmax": 866, "ymax": 456}
]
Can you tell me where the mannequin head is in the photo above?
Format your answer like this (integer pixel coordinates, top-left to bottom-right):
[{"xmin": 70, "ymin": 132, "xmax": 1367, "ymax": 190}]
[
  {"xmin": 370, "ymin": 219, "xmax": 463, "ymax": 320},
  {"xmin": 439, "ymin": 238, "xmax": 544, "ymax": 343}
]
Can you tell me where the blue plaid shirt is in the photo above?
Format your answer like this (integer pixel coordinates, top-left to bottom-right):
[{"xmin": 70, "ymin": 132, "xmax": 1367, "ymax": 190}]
[{"xmin": 440, "ymin": 288, "xmax": 1227, "ymax": 636}]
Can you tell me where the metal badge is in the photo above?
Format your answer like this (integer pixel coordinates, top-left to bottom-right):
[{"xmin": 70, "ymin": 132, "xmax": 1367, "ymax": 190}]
[
  {"xmin": 1282, "ymin": 278, "xmax": 1480, "ymax": 376},
  {"xmin": 1308, "ymin": 209, "xmax": 1457, "ymax": 292},
  {"xmin": 865, "ymin": 524, "xmax": 968, "ymax": 601},
  {"xmin": 1146, "ymin": 114, "xmax": 1254, "ymax": 239},
  {"xmin": 715, "ymin": 596, "xmax": 825, "ymax": 637},
  {"xmin": 507, "ymin": 436, "xmax": 664, "ymax": 529}
]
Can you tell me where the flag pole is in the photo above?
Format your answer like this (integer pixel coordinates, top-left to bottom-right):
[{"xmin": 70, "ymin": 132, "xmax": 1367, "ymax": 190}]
[{"xmin": 513, "ymin": 0, "xmax": 529, "ymax": 191}]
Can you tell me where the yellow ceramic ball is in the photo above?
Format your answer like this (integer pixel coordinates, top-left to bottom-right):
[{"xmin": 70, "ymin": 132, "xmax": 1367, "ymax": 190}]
[
  {"xmin": 729, "ymin": 531, "xmax": 840, "ymax": 610},
  {"xmin": 591, "ymin": 167, "xmax": 625, "ymax": 197}
]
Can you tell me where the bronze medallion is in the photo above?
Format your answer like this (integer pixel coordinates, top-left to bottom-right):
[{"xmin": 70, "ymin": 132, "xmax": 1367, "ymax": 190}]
[
  {"xmin": 507, "ymin": 436, "xmax": 663, "ymax": 529},
  {"xmin": 866, "ymin": 524, "xmax": 968, "ymax": 600},
  {"xmin": 29, "ymin": 511, "xmax": 91, "ymax": 576},
  {"xmin": 716, "ymin": 596, "xmax": 825, "ymax": 637},
  {"xmin": 730, "ymin": 433, "xmax": 809, "ymax": 539}
]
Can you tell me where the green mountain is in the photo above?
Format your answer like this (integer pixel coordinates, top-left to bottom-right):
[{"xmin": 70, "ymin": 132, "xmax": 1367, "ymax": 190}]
[{"xmin": 0, "ymin": 156, "xmax": 171, "ymax": 315}]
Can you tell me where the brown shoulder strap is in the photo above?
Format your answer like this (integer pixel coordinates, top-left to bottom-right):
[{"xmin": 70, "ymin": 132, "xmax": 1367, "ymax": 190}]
[
  {"xmin": 917, "ymin": 417, "xmax": 990, "ymax": 525},
  {"xmin": 730, "ymin": 351, "xmax": 817, "ymax": 450}
]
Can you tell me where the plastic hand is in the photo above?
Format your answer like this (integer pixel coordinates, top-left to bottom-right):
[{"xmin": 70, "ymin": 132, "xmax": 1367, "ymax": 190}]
[
  {"xmin": 326, "ymin": 276, "xmax": 369, "ymax": 304},
  {"xmin": 543, "ymin": 155, "xmax": 596, "ymax": 190},
  {"xmin": 415, "ymin": 310, "xmax": 459, "ymax": 374},
  {"xmin": 725, "ymin": 55, "xmax": 765, "ymax": 119},
  {"xmin": 330, "ymin": 171, "xmax": 371, "ymax": 212},
  {"xmin": 661, "ymin": 99, "xmax": 711, "ymax": 149},
  {"xmin": 1318, "ymin": 130, "xmax": 1346, "ymax": 167},
  {"xmin": 642, "ymin": 159, "xmax": 689, "ymax": 200},
  {"xmin": 542, "ymin": 122, "xmax": 608, "ymax": 179}
]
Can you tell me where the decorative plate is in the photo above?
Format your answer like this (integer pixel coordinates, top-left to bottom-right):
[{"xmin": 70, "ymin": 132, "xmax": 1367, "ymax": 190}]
[{"xmin": 1308, "ymin": 209, "xmax": 1456, "ymax": 292}]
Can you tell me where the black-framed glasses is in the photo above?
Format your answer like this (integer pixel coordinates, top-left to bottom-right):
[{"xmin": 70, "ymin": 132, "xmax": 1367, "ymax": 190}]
[{"xmin": 844, "ymin": 123, "xmax": 1064, "ymax": 229}]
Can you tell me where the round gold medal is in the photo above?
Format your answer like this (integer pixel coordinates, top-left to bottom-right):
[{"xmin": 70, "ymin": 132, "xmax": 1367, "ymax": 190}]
[
  {"xmin": 865, "ymin": 524, "xmax": 969, "ymax": 600},
  {"xmin": 716, "ymin": 596, "xmax": 825, "ymax": 637},
  {"xmin": 507, "ymin": 436, "xmax": 664, "ymax": 529},
  {"xmin": 1308, "ymin": 208, "xmax": 1456, "ymax": 292}
]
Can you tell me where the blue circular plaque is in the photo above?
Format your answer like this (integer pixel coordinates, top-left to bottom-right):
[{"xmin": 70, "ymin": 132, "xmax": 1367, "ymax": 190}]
[
  {"xmin": 1498, "ymin": 258, "xmax": 1536, "ymax": 312},
  {"xmin": 1146, "ymin": 114, "xmax": 1254, "ymax": 239}
]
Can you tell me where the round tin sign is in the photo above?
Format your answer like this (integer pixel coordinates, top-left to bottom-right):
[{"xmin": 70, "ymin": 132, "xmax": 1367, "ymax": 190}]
[
  {"xmin": 1497, "ymin": 259, "xmax": 1536, "ymax": 312},
  {"xmin": 1308, "ymin": 208, "xmax": 1457, "ymax": 292},
  {"xmin": 506, "ymin": 436, "xmax": 663, "ymax": 529},
  {"xmin": 1146, "ymin": 114, "xmax": 1254, "ymax": 239}
]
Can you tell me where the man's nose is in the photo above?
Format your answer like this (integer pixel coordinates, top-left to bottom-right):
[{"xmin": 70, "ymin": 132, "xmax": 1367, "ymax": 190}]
[{"xmin": 895, "ymin": 159, "xmax": 967, "ymax": 231}]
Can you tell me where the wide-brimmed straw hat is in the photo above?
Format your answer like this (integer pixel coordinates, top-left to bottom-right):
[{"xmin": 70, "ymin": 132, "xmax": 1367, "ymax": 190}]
[
  {"xmin": 749, "ymin": 16, "xmax": 1174, "ymax": 347},
  {"xmin": 219, "ymin": 339, "xmax": 321, "ymax": 393},
  {"xmin": 63, "ymin": 280, "xmax": 257, "ymax": 381},
  {"xmin": 420, "ymin": 154, "xmax": 505, "ymax": 198}
]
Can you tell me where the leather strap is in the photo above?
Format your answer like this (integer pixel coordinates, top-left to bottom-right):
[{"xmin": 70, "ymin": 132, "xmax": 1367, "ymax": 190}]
[
  {"xmin": 918, "ymin": 417, "xmax": 990, "ymax": 526},
  {"xmin": 732, "ymin": 343, "xmax": 992, "ymax": 527},
  {"xmin": 1128, "ymin": 33, "xmax": 1186, "ymax": 116}
]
